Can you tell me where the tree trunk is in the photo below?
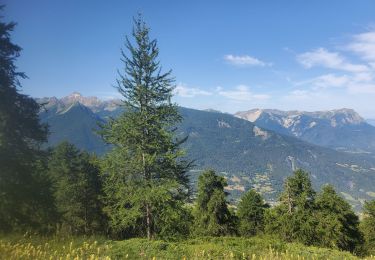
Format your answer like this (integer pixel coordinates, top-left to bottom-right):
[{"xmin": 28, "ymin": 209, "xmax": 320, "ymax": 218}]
[
  {"xmin": 286, "ymin": 183, "xmax": 293, "ymax": 214},
  {"xmin": 142, "ymin": 152, "xmax": 152, "ymax": 239},
  {"xmin": 146, "ymin": 203, "xmax": 152, "ymax": 239}
]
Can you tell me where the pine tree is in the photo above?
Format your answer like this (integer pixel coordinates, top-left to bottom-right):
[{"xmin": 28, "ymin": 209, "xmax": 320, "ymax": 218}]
[
  {"xmin": 49, "ymin": 142, "xmax": 105, "ymax": 234},
  {"xmin": 361, "ymin": 200, "xmax": 375, "ymax": 255},
  {"xmin": 0, "ymin": 6, "xmax": 51, "ymax": 232},
  {"xmin": 265, "ymin": 169, "xmax": 317, "ymax": 244},
  {"xmin": 100, "ymin": 15, "xmax": 190, "ymax": 239},
  {"xmin": 280, "ymin": 169, "xmax": 316, "ymax": 213},
  {"xmin": 237, "ymin": 189, "xmax": 267, "ymax": 236},
  {"xmin": 315, "ymin": 185, "xmax": 363, "ymax": 253},
  {"xmin": 193, "ymin": 169, "xmax": 235, "ymax": 236}
]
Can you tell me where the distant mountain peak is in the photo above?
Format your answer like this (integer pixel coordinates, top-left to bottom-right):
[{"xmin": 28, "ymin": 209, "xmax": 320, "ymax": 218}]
[
  {"xmin": 235, "ymin": 107, "xmax": 375, "ymax": 154},
  {"xmin": 38, "ymin": 93, "xmax": 122, "ymax": 114},
  {"xmin": 203, "ymin": 108, "xmax": 222, "ymax": 113},
  {"xmin": 61, "ymin": 92, "xmax": 100, "ymax": 106},
  {"xmin": 236, "ymin": 108, "xmax": 365, "ymax": 125},
  {"xmin": 69, "ymin": 92, "xmax": 82, "ymax": 98}
]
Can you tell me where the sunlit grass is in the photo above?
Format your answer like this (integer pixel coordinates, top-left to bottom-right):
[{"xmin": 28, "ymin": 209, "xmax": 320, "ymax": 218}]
[
  {"xmin": 1, "ymin": 234, "xmax": 375, "ymax": 259},
  {"xmin": 0, "ymin": 233, "xmax": 112, "ymax": 259}
]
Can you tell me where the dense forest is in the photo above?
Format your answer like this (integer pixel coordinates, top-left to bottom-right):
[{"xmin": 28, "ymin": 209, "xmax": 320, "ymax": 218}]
[{"xmin": 1, "ymin": 8, "xmax": 375, "ymax": 259}]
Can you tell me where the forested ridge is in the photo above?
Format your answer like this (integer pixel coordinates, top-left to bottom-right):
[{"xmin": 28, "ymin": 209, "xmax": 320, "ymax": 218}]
[{"xmin": 2, "ymin": 9, "xmax": 375, "ymax": 259}]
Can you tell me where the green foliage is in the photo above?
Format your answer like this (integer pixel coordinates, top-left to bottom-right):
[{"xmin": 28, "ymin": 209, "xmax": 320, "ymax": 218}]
[
  {"xmin": 265, "ymin": 170, "xmax": 363, "ymax": 254},
  {"xmin": 237, "ymin": 190, "xmax": 267, "ymax": 236},
  {"xmin": 0, "ymin": 7, "xmax": 51, "ymax": 232},
  {"xmin": 280, "ymin": 169, "xmax": 316, "ymax": 213},
  {"xmin": 360, "ymin": 200, "xmax": 375, "ymax": 255},
  {"xmin": 265, "ymin": 169, "xmax": 317, "ymax": 245},
  {"xmin": 48, "ymin": 142, "xmax": 105, "ymax": 235},
  {"xmin": 109, "ymin": 236, "xmax": 360, "ymax": 259},
  {"xmin": 193, "ymin": 170, "xmax": 235, "ymax": 236},
  {"xmin": 100, "ymin": 15, "xmax": 191, "ymax": 239},
  {"xmin": 315, "ymin": 185, "xmax": 363, "ymax": 253}
]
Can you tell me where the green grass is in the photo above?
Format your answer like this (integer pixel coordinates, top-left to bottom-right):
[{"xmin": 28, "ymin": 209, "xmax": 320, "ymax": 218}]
[
  {"xmin": 110, "ymin": 236, "xmax": 360, "ymax": 259},
  {"xmin": 1, "ymin": 234, "xmax": 372, "ymax": 259},
  {"xmin": 0, "ymin": 233, "xmax": 111, "ymax": 259}
]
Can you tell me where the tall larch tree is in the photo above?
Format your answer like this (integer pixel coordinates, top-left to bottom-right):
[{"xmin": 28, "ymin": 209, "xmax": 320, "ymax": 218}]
[
  {"xmin": 101, "ymin": 15, "xmax": 191, "ymax": 239},
  {"xmin": 0, "ymin": 6, "xmax": 52, "ymax": 232}
]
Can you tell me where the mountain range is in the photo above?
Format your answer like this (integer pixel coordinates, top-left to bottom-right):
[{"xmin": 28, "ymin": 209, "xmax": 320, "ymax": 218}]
[
  {"xmin": 235, "ymin": 109, "xmax": 375, "ymax": 155},
  {"xmin": 37, "ymin": 93, "xmax": 375, "ymax": 210}
]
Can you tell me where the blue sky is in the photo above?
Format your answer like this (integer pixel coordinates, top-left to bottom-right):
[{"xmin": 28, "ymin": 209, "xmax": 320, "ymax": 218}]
[{"xmin": 4, "ymin": 0, "xmax": 375, "ymax": 117}]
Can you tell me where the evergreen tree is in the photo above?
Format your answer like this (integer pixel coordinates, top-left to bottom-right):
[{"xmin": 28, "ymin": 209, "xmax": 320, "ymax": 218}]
[
  {"xmin": 100, "ymin": 15, "xmax": 190, "ymax": 239},
  {"xmin": 237, "ymin": 189, "xmax": 267, "ymax": 236},
  {"xmin": 49, "ymin": 142, "xmax": 105, "ymax": 234},
  {"xmin": 280, "ymin": 169, "xmax": 316, "ymax": 213},
  {"xmin": 0, "ymin": 6, "xmax": 51, "ymax": 232},
  {"xmin": 265, "ymin": 169, "xmax": 317, "ymax": 244},
  {"xmin": 361, "ymin": 200, "xmax": 375, "ymax": 255},
  {"xmin": 193, "ymin": 169, "xmax": 235, "ymax": 236},
  {"xmin": 315, "ymin": 185, "xmax": 362, "ymax": 252}
]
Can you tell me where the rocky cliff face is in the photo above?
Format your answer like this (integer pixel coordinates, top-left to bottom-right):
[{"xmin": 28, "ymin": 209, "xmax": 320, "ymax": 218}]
[{"xmin": 235, "ymin": 108, "xmax": 375, "ymax": 154}]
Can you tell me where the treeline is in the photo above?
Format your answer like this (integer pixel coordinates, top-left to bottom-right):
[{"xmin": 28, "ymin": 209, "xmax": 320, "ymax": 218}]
[
  {"xmin": 4, "ymin": 140, "xmax": 375, "ymax": 256},
  {"xmin": 1, "ymin": 8, "xmax": 375, "ymax": 257}
]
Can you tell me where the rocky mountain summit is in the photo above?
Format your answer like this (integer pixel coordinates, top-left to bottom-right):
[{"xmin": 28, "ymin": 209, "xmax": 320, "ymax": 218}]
[
  {"xmin": 235, "ymin": 108, "xmax": 375, "ymax": 154},
  {"xmin": 37, "ymin": 92, "xmax": 121, "ymax": 114}
]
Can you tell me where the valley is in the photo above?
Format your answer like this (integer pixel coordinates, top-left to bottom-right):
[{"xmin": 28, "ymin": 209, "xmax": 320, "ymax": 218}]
[{"xmin": 38, "ymin": 93, "xmax": 375, "ymax": 211}]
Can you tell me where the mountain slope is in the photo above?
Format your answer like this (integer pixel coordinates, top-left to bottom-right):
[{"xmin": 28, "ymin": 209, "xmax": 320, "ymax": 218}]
[
  {"xmin": 179, "ymin": 108, "xmax": 375, "ymax": 208},
  {"xmin": 38, "ymin": 94, "xmax": 375, "ymax": 210},
  {"xmin": 40, "ymin": 102, "xmax": 109, "ymax": 154},
  {"xmin": 235, "ymin": 108, "xmax": 375, "ymax": 154}
]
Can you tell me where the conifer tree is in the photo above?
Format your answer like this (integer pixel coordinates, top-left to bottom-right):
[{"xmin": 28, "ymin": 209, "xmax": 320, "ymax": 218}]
[
  {"xmin": 101, "ymin": 15, "xmax": 190, "ymax": 239},
  {"xmin": 265, "ymin": 169, "xmax": 317, "ymax": 244},
  {"xmin": 237, "ymin": 189, "xmax": 267, "ymax": 236},
  {"xmin": 48, "ymin": 142, "xmax": 105, "ymax": 234},
  {"xmin": 280, "ymin": 169, "xmax": 316, "ymax": 213},
  {"xmin": 193, "ymin": 169, "xmax": 235, "ymax": 236},
  {"xmin": 361, "ymin": 200, "xmax": 375, "ymax": 255},
  {"xmin": 315, "ymin": 185, "xmax": 363, "ymax": 253},
  {"xmin": 0, "ymin": 6, "xmax": 51, "ymax": 232}
]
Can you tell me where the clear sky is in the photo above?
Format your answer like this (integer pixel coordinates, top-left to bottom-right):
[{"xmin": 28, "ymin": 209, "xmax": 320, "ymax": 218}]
[{"xmin": 4, "ymin": 0, "xmax": 375, "ymax": 117}]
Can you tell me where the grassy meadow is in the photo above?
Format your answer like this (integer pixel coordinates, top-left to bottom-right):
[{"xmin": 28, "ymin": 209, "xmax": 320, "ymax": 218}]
[{"xmin": 1, "ymin": 234, "xmax": 374, "ymax": 260}]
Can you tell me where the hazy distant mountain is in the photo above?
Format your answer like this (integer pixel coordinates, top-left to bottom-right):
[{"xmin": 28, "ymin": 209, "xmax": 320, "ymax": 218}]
[
  {"xmin": 367, "ymin": 119, "xmax": 375, "ymax": 127},
  {"xmin": 37, "ymin": 94, "xmax": 375, "ymax": 210},
  {"xmin": 235, "ymin": 108, "xmax": 375, "ymax": 154},
  {"xmin": 38, "ymin": 92, "xmax": 122, "ymax": 115}
]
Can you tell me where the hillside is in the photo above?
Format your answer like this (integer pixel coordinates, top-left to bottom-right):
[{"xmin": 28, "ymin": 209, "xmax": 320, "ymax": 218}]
[
  {"xmin": 39, "ymin": 102, "xmax": 110, "ymax": 154},
  {"xmin": 236, "ymin": 108, "xmax": 375, "ymax": 155},
  {"xmin": 38, "ymin": 94, "xmax": 375, "ymax": 210}
]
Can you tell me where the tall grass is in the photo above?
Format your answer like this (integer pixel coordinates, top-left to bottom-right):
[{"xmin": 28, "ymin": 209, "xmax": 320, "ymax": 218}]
[
  {"xmin": 1, "ymin": 234, "xmax": 375, "ymax": 259},
  {"xmin": 0, "ymin": 233, "xmax": 111, "ymax": 259}
]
